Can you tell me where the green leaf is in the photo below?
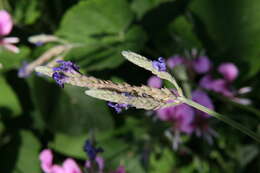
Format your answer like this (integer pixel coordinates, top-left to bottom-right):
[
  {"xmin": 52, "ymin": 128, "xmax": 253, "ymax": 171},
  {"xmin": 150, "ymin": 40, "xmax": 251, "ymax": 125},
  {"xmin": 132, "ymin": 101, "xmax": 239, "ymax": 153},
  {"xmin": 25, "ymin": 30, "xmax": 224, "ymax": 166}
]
[
  {"xmin": 50, "ymin": 133, "xmax": 87, "ymax": 159},
  {"xmin": 189, "ymin": 0, "xmax": 260, "ymax": 76},
  {"xmin": 131, "ymin": 0, "xmax": 173, "ymax": 19},
  {"xmin": 0, "ymin": 76, "xmax": 21, "ymax": 116},
  {"xmin": 57, "ymin": 0, "xmax": 147, "ymax": 71},
  {"xmin": 0, "ymin": 46, "xmax": 30, "ymax": 71},
  {"xmin": 50, "ymin": 131, "xmax": 129, "ymax": 160},
  {"xmin": 30, "ymin": 77, "xmax": 114, "ymax": 135},
  {"xmin": 0, "ymin": 131, "xmax": 41, "ymax": 173},
  {"xmin": 169, "ymin": 16, "xmax": 202, "ymax": 49},
  {"xmin": 11, "ymin": 0, "xmax": 41, "ymax": 25},
  {"xmin": 150, "ymin": 148, "xmax": 175, "ymax": 173}
]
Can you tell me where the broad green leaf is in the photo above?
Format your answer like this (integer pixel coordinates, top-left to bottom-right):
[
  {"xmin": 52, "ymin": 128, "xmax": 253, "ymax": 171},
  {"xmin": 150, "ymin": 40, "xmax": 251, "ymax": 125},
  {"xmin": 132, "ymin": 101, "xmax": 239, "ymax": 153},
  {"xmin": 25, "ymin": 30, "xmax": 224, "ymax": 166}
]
[
  {"xmin": 50, "ymin": 133, "xmax": 88, "ymax": 159},
  {"xmin": 131, "ymin": 0, "xmax": 173, "ymax": 19},
  {"xmin": 50, "ymin": 132, "xmax": 129, "ymax": 160},
  {"xmin": 189, "ymin": 0, "xmax": 260, "ymax": 76},
  {"xmin": 150, "ymin": 148, "xmax": 175, "ymax": 173},
  {"xmin": 30, "ymin": 77, "xmax": 114, "ymax": 135},
  {"xmin": 0, "ymin": 46, "xmax": 30, "ymax": 71},
  {"xmin": 0, "ymin": 131, "xmax": 41, "ymax": 173},
  {"xmin": 13, "ymin": 131, "xmax": 41, "ymax": 173},
  {"xmin": 11, "ymin": 0, "xmax": 41, "ymax": 25},
  {"xmin": 0, "ymin": 76, "xmax": 21, "ymax": 116},
  {"xmin": 169, "ymin": 16, "xmax": 202, "ymax": 49},
  {"xmin": 57, "ymin": 0, "xmax": 147, "ymax": 71}
]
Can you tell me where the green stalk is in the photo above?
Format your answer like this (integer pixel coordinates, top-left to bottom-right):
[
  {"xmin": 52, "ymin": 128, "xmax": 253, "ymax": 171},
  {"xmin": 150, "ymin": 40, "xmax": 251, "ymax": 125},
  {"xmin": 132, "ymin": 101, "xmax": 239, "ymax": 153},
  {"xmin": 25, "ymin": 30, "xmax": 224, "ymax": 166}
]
[{"xmin": 178, "ymin": 97, "xmax": 260, "ymax": 143}]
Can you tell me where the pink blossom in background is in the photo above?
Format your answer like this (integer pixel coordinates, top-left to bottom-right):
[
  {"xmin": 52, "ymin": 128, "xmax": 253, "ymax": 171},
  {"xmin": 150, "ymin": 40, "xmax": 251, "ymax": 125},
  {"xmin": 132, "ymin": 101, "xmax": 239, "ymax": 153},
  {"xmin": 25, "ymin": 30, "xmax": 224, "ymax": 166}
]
[
  {"xmin": 147, "ymin": 76, "xmax": 162, "ymax": 88},
  {"xmin": 110, "ymin": 166, "xmax": 126, "ymax": 173},
  {"xmin": 166, "ymin": 55, "xmax": 185, "ymax": 69},
  {"xmin": 51, "ymin": 165, "xmax": 64, "ymax": 173},
  {"xmin": 156, "ymin": 104, "xmax": 194, "ymax": 134},
  {"xmin": 39, "ymin": 149, "xmax": 82, "ymax": 173},
  {"xmin": 39, "ymin": 149, "xmax": 53, "ymax": 173},
  {"xmin": 85, "ymin": 156, "xmax": 104, "ymax": 173},
  {"xmin": 192, "ymin": 89, "xmax": 214, "ymax": 118},
  {"xmin": 218, "ymin": 63, "xmax": 238, "ymax": 81},
  {"xmin": 0, "ymin": 10, "xmax": 13, "ymax": 35},
  {"xmin": 63, "ymin": 158, "xmax": 82, "ymax": 173},
  {"xmin": 192, "ymin": 56, "xmax": 212, "ymax": 74},
  {"xmin": 0, "ymin": 10, "xmax": 19, "ymax": 53}
]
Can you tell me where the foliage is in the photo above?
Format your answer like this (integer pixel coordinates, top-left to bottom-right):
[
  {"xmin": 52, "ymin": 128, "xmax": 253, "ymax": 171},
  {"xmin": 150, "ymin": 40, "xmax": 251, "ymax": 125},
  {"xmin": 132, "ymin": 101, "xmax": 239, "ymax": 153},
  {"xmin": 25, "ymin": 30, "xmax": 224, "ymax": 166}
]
[{"xmin": 0, "ymin": 0, "xmax": 260, "ymax": 173}]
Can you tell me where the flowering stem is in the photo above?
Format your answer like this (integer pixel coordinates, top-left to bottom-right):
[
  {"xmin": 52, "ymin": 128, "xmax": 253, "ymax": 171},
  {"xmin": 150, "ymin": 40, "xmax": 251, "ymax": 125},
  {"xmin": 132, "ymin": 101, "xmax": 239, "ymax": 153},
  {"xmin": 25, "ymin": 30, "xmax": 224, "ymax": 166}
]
[{"xmin": 178, "ymin": 97, "xmax": 260, "ymax": 143}]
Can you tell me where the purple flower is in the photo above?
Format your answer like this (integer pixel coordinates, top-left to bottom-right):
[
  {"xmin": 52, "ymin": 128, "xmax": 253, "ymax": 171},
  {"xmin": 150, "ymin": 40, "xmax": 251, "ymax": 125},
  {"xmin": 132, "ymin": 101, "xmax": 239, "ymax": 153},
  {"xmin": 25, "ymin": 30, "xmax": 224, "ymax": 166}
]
[
  {"xmin": 199, "ymin": 75, "xmax": 214, "ymax": 90},
  {"xmin": 218, "ymin": 63, "xmax": 238, "ymax": 81},
  {"xmin": 83, "ymin": 140, "xmax": 103, "ymax": 161},
  {"xmin": 18, "ymin": 61, "xmax": 29, "ymax": 78},
  {"xmin": 210, "ymin": 79, "xmax": 233, "ymax": 97},
  {"xmin": 166, "ymin": 55, "xmax": 185, "ymax": 69},
  {"xmin": 192, "ymin": 56, "xmax": 212, "ymax": 74},
  {"xmin": 52, "ymin": 72, "xmax": 68, "ymax": 88},
  {"xmin": 53, "ymin": 60, "xmax": 80, "ymax": 74},
  {"xmin": 157, "ymin": 104, "xmax": 194, "ymax": 134},
  {"xmin": 152, "ymin": 57, "xmax": 167, "ymax": 72},
  {"xmin": 108, "ymin": 102, "xmax": 129, "ymax": 113},
  {"xmin": 147, "ymin": 76, "xmax": 162, "ymax": 88},
  {"xmin": 192, "ymin": 89, "xmax": 214, "ymax": 118},
  {"xmin": 85, "ymin": 156, "xmax": 104, "ymax": 173},
  {"xmin": 200, "ymin": 76, "xmax": 233, "ymax": 97}
]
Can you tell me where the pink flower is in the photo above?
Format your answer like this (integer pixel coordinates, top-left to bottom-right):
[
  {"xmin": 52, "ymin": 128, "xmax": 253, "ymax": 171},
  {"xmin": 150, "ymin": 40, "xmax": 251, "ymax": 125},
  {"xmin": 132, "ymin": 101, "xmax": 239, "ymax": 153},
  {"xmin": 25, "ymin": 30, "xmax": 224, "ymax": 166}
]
[
  {"xmin": 192, "ymin": 89, "xmax": 214, "ymax": 118},
  {"xmin": 147, "ymin": 76, "xmax": 162, "ymax": 88},
  {"xmin": 157, "ymin": 104, "xmax": 194, "ymax": 134},
  {"xmin": 39, "ymin": 149, "xmax": 82, "ymax": 173},
  {"xmin": 63, "ymin": 158, "xmax": 82, "ymax": 173},
  {"xmin": 85, "ymin": 156, "xmax": 104, "ymax": 173},
  {"xmin": 192, "ymin": 56, "xmax": 212, "ymax": 74},
  {"xmin": 0, "ymin": 10, "xmax": 19, "ymax": 53},
  {"xmin": 39, "ymin": 149, "xmax": 53, "ymax": 173},
  {"xmin": 199, "ymin": 75, "xmax": 214, "ymax": 90},
  {"xmin": 0, "ymin": 10, "xmax": 12, "ymax": 35},
  {"xmin": 218, "ymin": 63, "xmax": 238, "ymax": 81},
  {"xmin": 110, "ymin": 166, "xmax": 126, "ymax": 173},
  {"xmin": 51, "ymin": 165, "xmax": 64, "ymax": 173},
  {"xmin": 166, "ymin": 55, "xmax": 185, "ymax": 69}
]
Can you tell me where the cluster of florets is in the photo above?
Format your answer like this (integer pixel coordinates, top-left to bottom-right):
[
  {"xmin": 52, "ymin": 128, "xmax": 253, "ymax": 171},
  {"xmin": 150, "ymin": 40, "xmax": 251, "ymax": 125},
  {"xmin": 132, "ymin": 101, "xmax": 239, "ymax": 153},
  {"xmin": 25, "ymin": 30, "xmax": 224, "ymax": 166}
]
[
  {"xmin": 147, "ymin": 51, "xmax": 250, "ymax": 148},
  {"xmin": 39, "ymin": 139, "xmax": 126, "ymax": 173},
  {"xmin": 52, "ymin": 60, "xmax": 80, "ymax": 88}
]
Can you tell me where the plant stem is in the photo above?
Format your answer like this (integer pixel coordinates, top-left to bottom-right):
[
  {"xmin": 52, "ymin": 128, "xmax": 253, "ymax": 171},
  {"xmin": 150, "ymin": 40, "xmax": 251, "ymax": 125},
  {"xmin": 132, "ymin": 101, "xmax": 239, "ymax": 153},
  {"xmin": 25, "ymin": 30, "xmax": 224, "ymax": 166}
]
[{"xmin": 178, "ymin": 97, "xmax": 260, "ymax": 143}]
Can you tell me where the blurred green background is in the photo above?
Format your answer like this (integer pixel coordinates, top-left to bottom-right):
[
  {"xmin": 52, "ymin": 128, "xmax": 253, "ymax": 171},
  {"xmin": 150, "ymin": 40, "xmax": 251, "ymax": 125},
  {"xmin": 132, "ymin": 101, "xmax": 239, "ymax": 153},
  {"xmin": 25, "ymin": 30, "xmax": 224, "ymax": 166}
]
[{"xmin": 0, "ymin": 0, "xmax": 260, "ymax": 172}]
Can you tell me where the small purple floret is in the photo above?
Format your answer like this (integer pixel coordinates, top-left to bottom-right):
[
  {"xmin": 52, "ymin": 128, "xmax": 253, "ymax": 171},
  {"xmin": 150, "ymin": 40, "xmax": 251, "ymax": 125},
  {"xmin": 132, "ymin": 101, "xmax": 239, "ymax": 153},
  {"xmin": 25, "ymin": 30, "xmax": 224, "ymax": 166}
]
[
  {"xmin": 152, "ymin": 57, "xmax": 167, "ymax": 72},
  {"xmin": 52, "ymin": 72, "xmax": 67, "ymax": 88},
  {"xmin": 83, "ymin": 140, "xmax": 103, "ymax": 161},
  {"xmin": 18, "ymin": 61, "xmax": 29, "ymax": 78},
  {"xmin": 108, "ymin": 102, "xmax": 129, "ymax": 113},
  {"xmin": 53, "ymin": 60, "xmax": 80, "ymax": 74}
]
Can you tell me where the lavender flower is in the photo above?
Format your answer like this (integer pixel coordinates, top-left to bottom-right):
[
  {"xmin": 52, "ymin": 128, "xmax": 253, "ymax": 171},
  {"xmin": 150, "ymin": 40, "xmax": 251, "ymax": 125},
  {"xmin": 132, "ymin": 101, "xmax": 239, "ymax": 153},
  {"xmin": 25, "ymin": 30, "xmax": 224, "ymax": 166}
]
[
  {"xmin": 83, "ymin": 140, "xmax": 103, "ymax": 161},
  {"xmin": 152, "ymin": 57, "xmax": 167, "ymax": 72},
  {"xmin": 18, "ymin": 61, "xmax": 29, "ymax": 78},
  {"xmin": 108, "ymin": 102, "xmax": 129, "ymax": 113},
  {"xmin": 52, "ymin": 72, "xmax": 68, "ymax": 88},
  {"xmin": 53, "ymin": 60, "xmax": 80, "ymax": 74}
]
